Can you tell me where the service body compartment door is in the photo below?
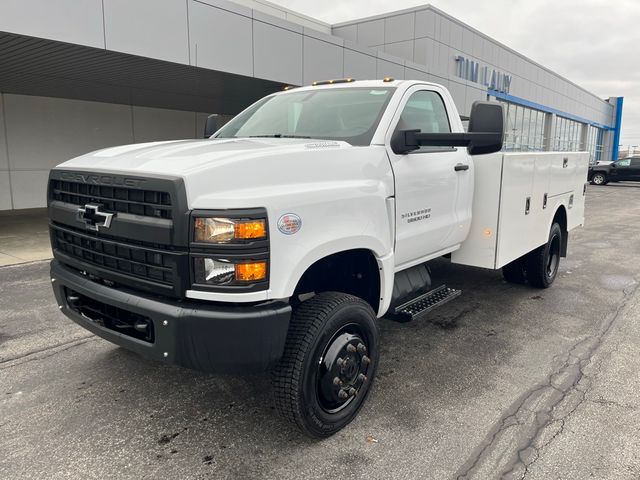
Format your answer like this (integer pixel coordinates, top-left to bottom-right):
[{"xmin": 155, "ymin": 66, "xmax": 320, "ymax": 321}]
[
  {"xmin": 452, "ymin": 152, "xmax": 589, "ymax": 270},
  {"xmin": 494, "ymin": 154, "xmax": 537, "ymax": 267}
]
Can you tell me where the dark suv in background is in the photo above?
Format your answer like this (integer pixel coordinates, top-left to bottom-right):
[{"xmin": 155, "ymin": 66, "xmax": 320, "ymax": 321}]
[{"xmin": 589, "ymin": 157, "xmax": 640, "ymax": 185}]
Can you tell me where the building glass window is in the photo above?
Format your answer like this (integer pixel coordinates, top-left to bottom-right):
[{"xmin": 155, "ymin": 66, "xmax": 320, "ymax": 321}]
[
  {"xmin": 586, "ymin": 125, "xmax": 605, "ymax": 164},
  {"xmin": 553, "ymin": 116, "xmax": 584, "ymax": 152},
  {"xmin": 494, "ymin": 99, "xmax": 547, "ymax": 152}
]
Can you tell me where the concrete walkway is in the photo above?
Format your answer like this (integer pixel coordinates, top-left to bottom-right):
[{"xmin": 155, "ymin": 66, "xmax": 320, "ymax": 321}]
[{"xmin": 0, "ymin": 211, "xmax": 52, "ymax": 266}]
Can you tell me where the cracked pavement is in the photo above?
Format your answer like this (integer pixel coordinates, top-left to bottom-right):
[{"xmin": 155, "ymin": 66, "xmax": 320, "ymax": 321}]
[{"xmin": 1, "ymin": 184, "xmax": 640, "ymax": 479}]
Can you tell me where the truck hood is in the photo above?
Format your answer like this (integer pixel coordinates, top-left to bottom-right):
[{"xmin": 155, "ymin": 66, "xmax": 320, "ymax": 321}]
[
  {"xmin": 58, "ymin": 138, "xmax": 342, "ymax": 176},
  {"xmin": 55, "ymin": 138, "xmax": 393, "ymax": 210}
]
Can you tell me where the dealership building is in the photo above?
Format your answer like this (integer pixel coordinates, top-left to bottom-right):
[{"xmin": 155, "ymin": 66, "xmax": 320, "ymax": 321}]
[{"xmin": 0, "ymin": 0, "xmax": 623, "ymax": 213}]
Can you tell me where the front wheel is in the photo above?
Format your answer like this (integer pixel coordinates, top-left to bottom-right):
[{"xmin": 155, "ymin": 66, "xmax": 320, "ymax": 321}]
[
  {"xmin": 272, "ymin": 292, "xmax": 379, "ymax": 438},
  {"xmin": 526, "ymin": 222, "xmax": 562, "ymax": 288},
  {"xmin": 591, "ymin": 172, "xmax": 607, "ymax": 185}
]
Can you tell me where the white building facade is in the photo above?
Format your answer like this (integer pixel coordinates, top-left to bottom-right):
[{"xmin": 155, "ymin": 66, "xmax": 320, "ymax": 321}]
[{"xmin": 0, "ymin": 0, "xmax": 622, "ymax": 212}]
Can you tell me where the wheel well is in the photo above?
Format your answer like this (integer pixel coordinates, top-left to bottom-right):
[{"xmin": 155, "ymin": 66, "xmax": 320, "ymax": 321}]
[
  {"xmin": 553, "ymin": 206, "xmax": 568, "ymax": 257},
  {"xmin": 293, "ymin": 249, "xmax": 381, "ymax": 312}
]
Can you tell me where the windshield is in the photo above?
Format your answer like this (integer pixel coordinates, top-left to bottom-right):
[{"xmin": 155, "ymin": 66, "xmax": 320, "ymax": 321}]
[{"xmin": 215, "ymin": 87, "xmax": 396, "ymax": 146}]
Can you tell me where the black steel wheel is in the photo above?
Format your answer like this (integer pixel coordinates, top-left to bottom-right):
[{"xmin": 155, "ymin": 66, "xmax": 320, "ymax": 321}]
[
  {"xmin": 272, "ymin": 292, "xmax": 379, "ymax": 438},
  {"xmin": 526, "ymin": 222, "xmax": 562, "ymax": 288}
]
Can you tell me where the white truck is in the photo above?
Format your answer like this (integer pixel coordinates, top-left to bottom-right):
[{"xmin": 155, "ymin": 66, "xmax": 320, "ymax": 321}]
[{"xmin": 48, "ymin": 79, "xmax": 588, "ymax": 437}]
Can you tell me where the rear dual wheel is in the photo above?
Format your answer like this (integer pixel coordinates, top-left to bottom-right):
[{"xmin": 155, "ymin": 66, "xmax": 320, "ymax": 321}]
[
  {"xmin": 272, "ymin": 292, "xmax": 379, "ymax": 438},
  {"xmin": 502, "ymin": 222, "xmax": 562, "ymax": 288}
]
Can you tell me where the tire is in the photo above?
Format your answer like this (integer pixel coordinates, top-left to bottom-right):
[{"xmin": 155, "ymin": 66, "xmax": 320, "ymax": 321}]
[
  {"xmin": 502, "ymin": 257, "xmax": 527, "ymax": 284},
  {"xmin": 591, "ymin": 172, "xmax": 607, "ymax": 185},
  {"xmin": 525, "ymin": 222, "xmax": 562, "ymax": 288},
  {"xmin": 272, "ymin": 292, "xmax": 379, "ymax": 438}
]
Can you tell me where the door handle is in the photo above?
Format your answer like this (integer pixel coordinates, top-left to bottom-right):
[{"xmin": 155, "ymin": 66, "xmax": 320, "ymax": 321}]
[{"xmin": 454, "ymin": 163, "xmax": 469, "ymax": 171}]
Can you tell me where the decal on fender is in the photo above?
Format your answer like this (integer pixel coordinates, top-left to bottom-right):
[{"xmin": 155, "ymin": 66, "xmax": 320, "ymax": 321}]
[{"xmin": 278, "ymin": 213, "xmax": 302, "ymax": 235}]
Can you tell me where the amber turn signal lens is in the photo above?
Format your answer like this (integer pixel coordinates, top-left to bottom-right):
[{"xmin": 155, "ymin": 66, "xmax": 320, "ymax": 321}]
[
  {"xmin": 234, "ymin": 220, "xmax": 266, "ymax": 240},
  {"xmin": 235, "ymin": 262, "xmax": 267, "ymax": 282}
]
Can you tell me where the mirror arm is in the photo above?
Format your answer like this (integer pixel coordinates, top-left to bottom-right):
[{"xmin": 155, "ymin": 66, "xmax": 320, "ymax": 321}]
[{"xmin": 409, "ymin": 131, "xmax": 472, "ymax": 148}]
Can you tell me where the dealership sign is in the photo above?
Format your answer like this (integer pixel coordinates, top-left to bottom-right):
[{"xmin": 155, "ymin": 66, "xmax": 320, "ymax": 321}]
[{"xmin": 455, "ymin": 55, "xmax": 512, "ymax": 94}]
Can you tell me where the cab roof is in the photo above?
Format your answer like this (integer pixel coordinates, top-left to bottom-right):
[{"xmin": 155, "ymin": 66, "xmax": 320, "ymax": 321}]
[{"xmin": 276, "ymin": 79, "xmax": 441, "ymax": 95}]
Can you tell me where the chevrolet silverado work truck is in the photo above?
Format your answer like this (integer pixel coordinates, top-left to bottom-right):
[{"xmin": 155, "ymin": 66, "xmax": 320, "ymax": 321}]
[{"xmin": 48, "ymin": 79, "xmax": 589, "ymax": 437}]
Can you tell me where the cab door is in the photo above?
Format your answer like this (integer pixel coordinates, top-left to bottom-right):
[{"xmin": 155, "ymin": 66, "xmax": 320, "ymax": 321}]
[{"xmin": 386, "ymin": 86, "xmax": 473, "ymax": 269}]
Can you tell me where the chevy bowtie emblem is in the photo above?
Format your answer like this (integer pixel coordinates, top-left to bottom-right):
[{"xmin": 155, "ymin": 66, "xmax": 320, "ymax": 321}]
[{"xmin": 76, "ymin": 203, "xmax": 115, "ymax": 231}]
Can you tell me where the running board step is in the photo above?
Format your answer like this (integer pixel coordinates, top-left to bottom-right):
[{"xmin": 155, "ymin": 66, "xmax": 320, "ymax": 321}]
[{"xmin": 393, "ymin": 285, "xmax": 461, "ymax": 322}]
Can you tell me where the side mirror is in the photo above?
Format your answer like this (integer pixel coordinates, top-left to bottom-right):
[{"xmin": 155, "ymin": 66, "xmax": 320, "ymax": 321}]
[
  {"xmin": 467, "ymin": 102, "xmax": 504, "ymax": 155},
  {"xmin": 390, "ymin": 101, "xmax": 504, "ymax": 156},
  {"xmin": 204, "ymin": 114, "xmax": 219, "ymax": 138}
]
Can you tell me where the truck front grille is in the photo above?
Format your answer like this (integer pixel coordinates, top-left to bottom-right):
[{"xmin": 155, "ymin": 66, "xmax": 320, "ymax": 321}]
[
  {"xmin": 48, "ymin": 170, "xmax": 190, "ymax": 298},
  {"xmin": 51, "ymin": 224, "xmax": 173, "ymax": 284},
  {"xmin": 49, "ymin": 179, "xmax": 172, "ymax": 219},
  {"xmin": 50, "ymin": 223, "xmax": 189, "ymax": 297}
]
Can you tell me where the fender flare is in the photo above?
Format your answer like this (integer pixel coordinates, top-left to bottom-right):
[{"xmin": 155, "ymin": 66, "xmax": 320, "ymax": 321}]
[{"xmin": 282, "ymin": 236, "xmax": 394, "ymax": 317}]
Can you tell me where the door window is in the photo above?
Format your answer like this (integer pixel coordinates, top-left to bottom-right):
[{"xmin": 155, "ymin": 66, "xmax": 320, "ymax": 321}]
[
  {"xmin": 395, "ymin": 90, "xmax": 451, "ymax": 152},
  {"xmin": 616, "ymin": 159, "xmax": 631, "ymax": 167}
]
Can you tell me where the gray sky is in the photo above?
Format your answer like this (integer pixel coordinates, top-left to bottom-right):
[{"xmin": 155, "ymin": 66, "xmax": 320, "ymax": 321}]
[{"xmin": 275, "ymin": 0, "xmax": 639, "ymax": 148}]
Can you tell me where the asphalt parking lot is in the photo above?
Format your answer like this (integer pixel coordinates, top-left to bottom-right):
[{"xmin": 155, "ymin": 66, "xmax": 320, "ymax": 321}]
[{"xmin": 1, "ymin": 184, "xmax": 639, "ymax": 480}]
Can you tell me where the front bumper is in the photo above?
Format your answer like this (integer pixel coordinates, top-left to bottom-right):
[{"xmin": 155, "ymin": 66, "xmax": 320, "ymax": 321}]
[{"xmin": 50, "ymin": 260, "xmax": 291, "ymax": 373}]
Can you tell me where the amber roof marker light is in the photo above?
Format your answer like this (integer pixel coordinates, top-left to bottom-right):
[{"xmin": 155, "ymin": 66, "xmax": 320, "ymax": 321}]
[{"xmin": 311, "ymin": 78, "xmax": 357, "ymax": 86}]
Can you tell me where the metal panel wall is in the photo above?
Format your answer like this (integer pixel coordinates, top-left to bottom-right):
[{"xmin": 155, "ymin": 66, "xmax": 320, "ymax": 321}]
[
  {"xmin": 343, "ymin": 49, "xmax": 377, "ymax": 79},
  {"xmin": 357, "ymin": 19, "xmax": 385, "ymax": 47},
  {"xmin": 332, "ymin": 25, "xmax": 357, "ymax": 43},
  {"xmin": 1, "ymin": 94, "xmax": 208, "ymax": 210},
  {"xmin": 0, "ymin": 94, "xmax": 10, "ymax": 210},
  {"xmin": 189, "ymin": 1, "xmax": 254, "ymax": 77},
  {"xmin": 384, "ymin": 13, "xmax": 414, "ymax": 43},
  {"xmin": 131, "ymin": 106, "xmax": 198, "ymax": 144},
  {"xmin": 103, "ymin": 0, "xmax": 189, "ymax": 64},
  {"xmin": 303, "ymin": 37, "xmax": 344, "ymax": 85},
  {"xmin": 0, "ymin": 0, "xmax": 105, "ymax": 48},
  {"xmin": 253, "ymin": 20, "xmax": 303, "ymax": 85},
  {"xmin": 0, "ymin": 94, "xmax": 7, "ymax": 171},
  {"xmin": 384, "ymin": 41, "xmax": 413, "ymax": 62},
  {"xmin": 376, "ymin": 57, "xmax": 405, "ymax": 80}
]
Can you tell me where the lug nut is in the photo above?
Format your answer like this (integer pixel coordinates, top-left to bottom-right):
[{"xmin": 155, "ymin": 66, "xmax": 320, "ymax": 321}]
[
  {"xmin": 357, "ymin": 373, "xmax": 367, "ymax": 383},
  {"xmin": 338, "ymin": 389, "xmax": 349, "ymax": 400},
  {"xmin": 357, "ymin": 343, "xmax": 367, "ymax": 354},
  {"xmin": 333, "ymin": 376, "xmax": 343, "ymax": 386},
  {"xmin": 348, "ymin": 387, "xmax": 357, "ymax": 397},
  {"xmin": 336, "ymin": 357, "xmax": 345, "ymax": 367},
  {"xmin": 346, "ymin": 344, "xmax": 357, "ymax": 353},
  {"xmin": 361, "ymin": 355, "xmax": 371, "ymax": 365}
]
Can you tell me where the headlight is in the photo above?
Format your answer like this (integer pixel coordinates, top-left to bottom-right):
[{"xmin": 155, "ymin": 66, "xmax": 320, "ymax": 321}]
[
  {"xmin": 194, "ymin": 217, "xmax": 266, "ymax": 243},
  {"xmin": 193, "ymin": 257, "xmax": 267, "ymax": 285}
]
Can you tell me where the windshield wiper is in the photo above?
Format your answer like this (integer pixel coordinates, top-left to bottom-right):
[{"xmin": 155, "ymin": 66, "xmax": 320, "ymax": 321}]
[{"xmin": 246, "ymin": 134, "xmax": 312, "ymax": 139}]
